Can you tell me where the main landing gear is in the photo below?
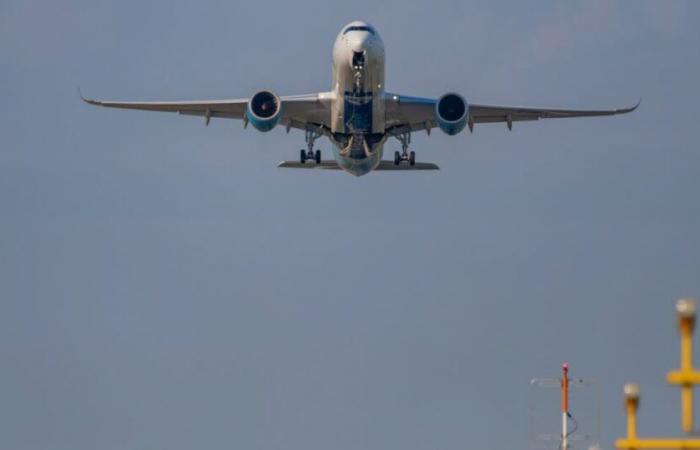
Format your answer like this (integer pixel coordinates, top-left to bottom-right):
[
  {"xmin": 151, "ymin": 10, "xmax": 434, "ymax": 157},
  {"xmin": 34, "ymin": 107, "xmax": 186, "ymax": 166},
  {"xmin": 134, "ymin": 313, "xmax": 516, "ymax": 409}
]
[
  {"xmin": 300, "ymin": 128, "xmax": 322, "ymax": 164},
  {"xmin": 393, "ymin": 132, "xmax": 415, "ymax": 166}
]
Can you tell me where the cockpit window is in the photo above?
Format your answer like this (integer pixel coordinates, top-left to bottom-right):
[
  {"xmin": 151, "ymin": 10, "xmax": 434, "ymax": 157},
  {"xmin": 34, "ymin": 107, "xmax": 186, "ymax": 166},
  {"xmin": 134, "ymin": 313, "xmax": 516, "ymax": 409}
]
[{"xmin": 343, "ymin": 26, "xmax": 375, "ymax": 35}]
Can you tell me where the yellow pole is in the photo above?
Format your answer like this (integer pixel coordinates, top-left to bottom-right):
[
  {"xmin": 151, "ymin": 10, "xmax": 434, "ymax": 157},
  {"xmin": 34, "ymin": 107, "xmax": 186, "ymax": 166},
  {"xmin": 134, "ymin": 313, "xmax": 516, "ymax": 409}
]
[
  {"xmin": 625, "ymin": 384, "xmax": 640, "ymax": 441},
  {"xmin": 683, "ymin": 387, "xmax": 694, "ymax": 433},
  {"xmin": 681, "ymin": 319, "xmax": 694, "ymax": 372},
  {"xmin": 627, "ymin": 403, "xmax": 637, "ymax": 440},
  {"xmin": 617, "ymin": 439, "xmax": 700, "ymax": 449},
  {"xmin": 678, "ymin": 299, "xmax": 696, "ymax": 434}
]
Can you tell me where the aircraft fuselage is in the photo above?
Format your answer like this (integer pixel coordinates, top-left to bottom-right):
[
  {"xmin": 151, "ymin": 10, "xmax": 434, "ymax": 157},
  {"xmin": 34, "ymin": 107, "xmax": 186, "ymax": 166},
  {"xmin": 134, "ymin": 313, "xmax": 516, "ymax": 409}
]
[{"xmin": 329, "ymin": 22, "xmax": 388, "ymax": 176}]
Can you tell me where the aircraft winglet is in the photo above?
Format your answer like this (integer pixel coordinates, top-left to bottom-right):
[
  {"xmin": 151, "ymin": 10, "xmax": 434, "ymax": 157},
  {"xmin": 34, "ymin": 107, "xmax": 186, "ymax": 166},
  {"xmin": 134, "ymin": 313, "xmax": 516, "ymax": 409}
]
[
  {"xmin": 78, "ymin": 88, "xmax": 101, "ymax": 106},
  {"xmin": 621, "ymin": 98, "xmax": 642, "ymax": 114}
]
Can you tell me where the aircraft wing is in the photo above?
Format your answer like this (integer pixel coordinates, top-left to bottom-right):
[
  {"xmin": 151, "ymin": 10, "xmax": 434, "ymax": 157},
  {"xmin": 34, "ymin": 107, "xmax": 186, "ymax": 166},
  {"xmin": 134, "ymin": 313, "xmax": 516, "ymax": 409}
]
[
  {"xmin": 81, "ymin": 92, "xmax": 332, "ymax": 131},
  {"xmin": 385, "ymin": 94, "xmax": 640, "ymax": 133}
]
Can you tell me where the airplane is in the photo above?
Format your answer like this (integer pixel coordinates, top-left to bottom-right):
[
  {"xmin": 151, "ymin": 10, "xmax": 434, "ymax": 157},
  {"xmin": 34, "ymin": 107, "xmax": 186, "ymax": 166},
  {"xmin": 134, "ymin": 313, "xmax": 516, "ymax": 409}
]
[{"xmin": 82, "ymin": 20, "xmax": 639, "ymax": 177}]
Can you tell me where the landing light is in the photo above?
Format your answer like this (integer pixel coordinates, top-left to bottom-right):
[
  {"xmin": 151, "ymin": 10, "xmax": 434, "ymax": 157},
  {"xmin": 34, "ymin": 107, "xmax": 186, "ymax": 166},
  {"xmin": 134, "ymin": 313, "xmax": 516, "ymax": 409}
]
[
  {"xmin": 677, "ymin": 298, "xmax": 697, "ymax": 319},
  {"xmin": 624, "ymin": 383, "xmax": 640, "ymax": 402}
]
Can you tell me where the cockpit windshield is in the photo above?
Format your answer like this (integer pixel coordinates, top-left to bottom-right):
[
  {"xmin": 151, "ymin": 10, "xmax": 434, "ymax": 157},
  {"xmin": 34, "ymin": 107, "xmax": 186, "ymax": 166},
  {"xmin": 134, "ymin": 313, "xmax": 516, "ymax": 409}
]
[{"xmin": 343, "ymin": 26, "xmax": 375, "ymax": 35}]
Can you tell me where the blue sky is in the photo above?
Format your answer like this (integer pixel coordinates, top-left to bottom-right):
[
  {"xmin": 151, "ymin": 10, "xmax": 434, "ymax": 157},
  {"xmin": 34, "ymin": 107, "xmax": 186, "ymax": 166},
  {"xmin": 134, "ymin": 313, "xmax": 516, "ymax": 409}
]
[{"xmin": 1, "ymin": 1, "xmax": 699, "ymax": 450}]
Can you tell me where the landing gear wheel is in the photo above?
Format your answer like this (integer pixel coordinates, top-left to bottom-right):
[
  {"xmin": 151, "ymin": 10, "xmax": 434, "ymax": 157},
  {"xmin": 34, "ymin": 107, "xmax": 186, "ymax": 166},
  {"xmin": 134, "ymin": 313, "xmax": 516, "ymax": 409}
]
[
  {"xmin": 409, "ymin": 151, "xmax": 416, "ymax": 166},
  {"xmin": 394, "ymin": 151, "xmax": 401, "ymax": 166},
  {"xmin": 299, "ymin": 128, "xmax": 322, "ymax": 165}
]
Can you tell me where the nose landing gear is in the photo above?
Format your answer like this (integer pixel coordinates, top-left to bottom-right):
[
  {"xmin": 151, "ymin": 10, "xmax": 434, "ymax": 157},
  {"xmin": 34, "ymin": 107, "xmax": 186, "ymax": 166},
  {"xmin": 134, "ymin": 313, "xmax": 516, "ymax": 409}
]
[
  {"xmin": 300, "ymin": 128, "xmax": 323, "ymax": 164},
  {"xmin": 392, "ymin": 132, "xmax": 415, "ymax": 166}
]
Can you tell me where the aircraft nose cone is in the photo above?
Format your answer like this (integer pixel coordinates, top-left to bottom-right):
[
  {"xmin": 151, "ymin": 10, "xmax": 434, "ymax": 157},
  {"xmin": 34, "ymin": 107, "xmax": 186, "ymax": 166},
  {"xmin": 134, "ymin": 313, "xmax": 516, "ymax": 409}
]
[{"xmin": 346, "ymin": 33, "xmax": 371, "ymax": 53}]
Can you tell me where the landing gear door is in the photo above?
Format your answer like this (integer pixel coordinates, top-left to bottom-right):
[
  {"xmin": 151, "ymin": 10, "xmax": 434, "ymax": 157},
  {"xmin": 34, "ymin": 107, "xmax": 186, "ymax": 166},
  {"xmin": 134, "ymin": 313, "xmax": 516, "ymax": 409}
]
[{"xmin": 343, "ymin": 91, "xmax": 373, "ymax": 134}]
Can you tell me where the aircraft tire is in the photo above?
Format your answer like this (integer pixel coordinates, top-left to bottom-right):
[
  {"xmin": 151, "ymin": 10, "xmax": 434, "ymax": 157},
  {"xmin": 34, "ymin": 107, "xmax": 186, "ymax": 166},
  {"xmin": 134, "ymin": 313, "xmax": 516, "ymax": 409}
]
[
  {"xmin": 394, "ymin": 151, "xmax": 400, "ymax": 165},
  {"xmin": 315, "ymin": 150, "xmax": 321, "ymax": 164},
  {"xmin": 409, "ymin": 151, "xmax": 416, "ymax": 166},
  {"xmin": 300, "ymin": 149, "xmax": 306, "ymax": 164}
]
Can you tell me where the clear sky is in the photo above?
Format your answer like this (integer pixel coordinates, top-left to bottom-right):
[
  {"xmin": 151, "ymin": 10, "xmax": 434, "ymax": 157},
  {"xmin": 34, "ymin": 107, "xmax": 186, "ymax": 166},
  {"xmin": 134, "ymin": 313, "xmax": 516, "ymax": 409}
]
[{"xmin": 1, "ymin": 1, "xmax": 699, "ymax": 450}]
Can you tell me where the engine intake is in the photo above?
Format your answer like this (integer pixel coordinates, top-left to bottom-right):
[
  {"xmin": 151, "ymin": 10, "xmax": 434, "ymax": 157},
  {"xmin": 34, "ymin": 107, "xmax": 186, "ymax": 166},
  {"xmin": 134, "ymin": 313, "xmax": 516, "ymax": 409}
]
[
  {"xmin": 435, "ymin": 93, "xmax": 468, "ymax": 135},
  {"xmin": 246, "ymin": 90, "xmax": 282, "ymax": 132}
]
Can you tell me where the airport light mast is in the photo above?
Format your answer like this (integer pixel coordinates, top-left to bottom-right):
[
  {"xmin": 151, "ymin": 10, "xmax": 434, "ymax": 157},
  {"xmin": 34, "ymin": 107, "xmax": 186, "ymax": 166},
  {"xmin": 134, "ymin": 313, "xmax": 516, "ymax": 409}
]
[
  {"xmin": 615, "ymin": 298, "xmax": 700, "ymax": 450},
  {"xmin": 530, "ymin": 363, "xmax": 597, "ymax": 450},
  {"xmin": 562, "ymin": 363, "xmax": 570, "ymax": 450}
]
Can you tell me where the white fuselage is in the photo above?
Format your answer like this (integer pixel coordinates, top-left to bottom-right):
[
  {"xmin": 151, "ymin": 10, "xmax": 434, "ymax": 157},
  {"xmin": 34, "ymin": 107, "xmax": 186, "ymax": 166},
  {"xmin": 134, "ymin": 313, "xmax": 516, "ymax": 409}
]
[{"xmin": 328, "ymin": 22, "xmax": 387, "ymax": 176}]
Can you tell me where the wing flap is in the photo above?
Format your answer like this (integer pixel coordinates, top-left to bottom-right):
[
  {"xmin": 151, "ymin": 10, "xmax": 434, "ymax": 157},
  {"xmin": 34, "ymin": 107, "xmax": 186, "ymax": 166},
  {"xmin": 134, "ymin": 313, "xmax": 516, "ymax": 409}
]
[
  {"xmin": 469, "ymin": 100, "xmax": 641, "ymax": 122},
  {"xmin": 81, "ymin": 95, "xmax": 248, "ymax": 115}
]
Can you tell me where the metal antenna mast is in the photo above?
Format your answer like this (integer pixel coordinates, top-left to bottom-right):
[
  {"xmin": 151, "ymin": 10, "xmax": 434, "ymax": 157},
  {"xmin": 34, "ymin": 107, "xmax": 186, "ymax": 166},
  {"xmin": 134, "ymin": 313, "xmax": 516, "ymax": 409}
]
[{"xmin": 562, "ymin": 363, "xmax": 570, "ymax": 450}]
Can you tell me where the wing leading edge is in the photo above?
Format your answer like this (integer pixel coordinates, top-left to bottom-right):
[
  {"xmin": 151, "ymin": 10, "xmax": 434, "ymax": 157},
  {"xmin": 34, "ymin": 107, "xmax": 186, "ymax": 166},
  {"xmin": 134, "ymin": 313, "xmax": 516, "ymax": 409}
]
[{"xmin": 80, "ymin": 91, "xmax": 333, "ymax": 131}]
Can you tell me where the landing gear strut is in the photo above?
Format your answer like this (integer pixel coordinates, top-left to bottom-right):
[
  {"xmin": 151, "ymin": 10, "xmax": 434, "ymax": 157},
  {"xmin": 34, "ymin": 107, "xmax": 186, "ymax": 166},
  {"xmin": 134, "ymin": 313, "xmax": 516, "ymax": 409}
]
[
  {"xmin": 393, "ymin": 132, "xmax": 415, "ymax": 166},
  {"xmin": 299, "ymin": 129, "xmax": 323, "ymax": 164},
  {"xmin": 300, "ymin": 128, "xmax": 323, "ymax": 164}
]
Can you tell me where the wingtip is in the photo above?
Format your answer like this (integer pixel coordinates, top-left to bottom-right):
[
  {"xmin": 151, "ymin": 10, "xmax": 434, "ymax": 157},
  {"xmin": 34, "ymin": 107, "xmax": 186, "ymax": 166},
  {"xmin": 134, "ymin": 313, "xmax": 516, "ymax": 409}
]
[
  {"xmin": 78, "ymin": 87, "xmax": 100, "ymax": 106},
  {"xmin": 621, "ymin": 98, "xmax": 641, "ymax": 114},
  {"xmin": 631, "ymin": 97, "xmax": 642, "ymax": 111}
]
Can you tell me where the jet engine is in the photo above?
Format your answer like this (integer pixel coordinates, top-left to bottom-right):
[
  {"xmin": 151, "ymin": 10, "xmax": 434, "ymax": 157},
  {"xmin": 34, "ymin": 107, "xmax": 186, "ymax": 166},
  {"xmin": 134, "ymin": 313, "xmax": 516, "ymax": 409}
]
[
  {"xmin": 435, "ymin": 93, "xmax": 468, "ymax": 135},
  {"xmin": 245, "ymin": 90, "xmax": 282, "ymax": 132}
]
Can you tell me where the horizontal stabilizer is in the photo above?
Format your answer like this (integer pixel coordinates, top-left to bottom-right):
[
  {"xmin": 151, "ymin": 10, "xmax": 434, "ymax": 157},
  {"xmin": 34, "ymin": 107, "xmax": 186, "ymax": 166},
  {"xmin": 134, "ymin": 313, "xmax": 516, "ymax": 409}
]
[
  {"xmin": 375, "ymin": 161, "xmax": 440, "ymax": 170},
  {"xmin": 278, "ymin": 160, "xmax": 343, "ymax": 170},
  {"xmin": 277, "ymin": 160, "xmax": 440, "ymax": 171}
]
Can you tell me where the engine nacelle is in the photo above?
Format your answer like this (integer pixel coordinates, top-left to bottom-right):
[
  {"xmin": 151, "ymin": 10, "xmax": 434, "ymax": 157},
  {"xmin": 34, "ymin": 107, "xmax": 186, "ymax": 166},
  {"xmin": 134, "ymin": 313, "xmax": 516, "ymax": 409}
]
[
  {"xmin": 435, "ymin": 93, "xmax": 469, "ymax": 135},
  {"xmin": 245, "ymin": 90, "xmax": 282, "ymax": 132}
]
